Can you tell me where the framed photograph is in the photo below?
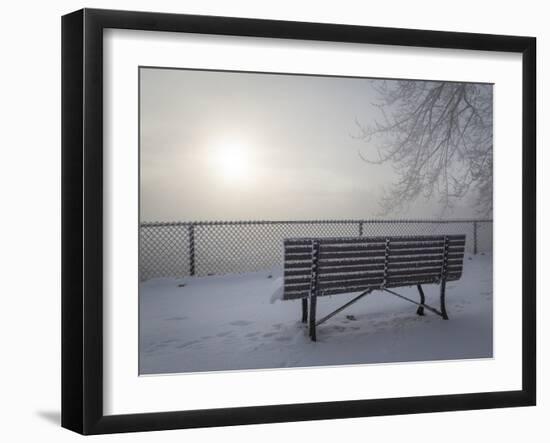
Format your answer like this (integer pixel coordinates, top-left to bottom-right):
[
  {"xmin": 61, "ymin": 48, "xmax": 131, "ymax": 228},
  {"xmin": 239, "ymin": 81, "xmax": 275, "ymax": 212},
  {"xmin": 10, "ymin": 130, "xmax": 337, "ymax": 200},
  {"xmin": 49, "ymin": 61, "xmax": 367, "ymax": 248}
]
[{"xmin": 61, "ymin": 8, "xmax": 536, "ymax": 435}]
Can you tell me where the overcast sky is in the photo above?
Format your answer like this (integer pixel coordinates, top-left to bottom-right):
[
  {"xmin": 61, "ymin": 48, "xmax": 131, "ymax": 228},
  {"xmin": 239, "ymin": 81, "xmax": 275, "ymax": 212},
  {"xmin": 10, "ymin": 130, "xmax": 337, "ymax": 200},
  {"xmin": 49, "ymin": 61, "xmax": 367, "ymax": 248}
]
[{"xmin": 140, "ymin": 68, "xmax": 485, "ymax": 222}]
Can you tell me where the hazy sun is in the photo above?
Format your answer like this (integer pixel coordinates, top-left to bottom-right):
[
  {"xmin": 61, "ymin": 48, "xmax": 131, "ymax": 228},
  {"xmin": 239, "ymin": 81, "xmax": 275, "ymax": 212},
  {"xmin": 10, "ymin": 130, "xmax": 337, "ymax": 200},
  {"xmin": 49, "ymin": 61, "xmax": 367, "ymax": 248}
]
[{"xmin": 214, "ymin": 141, "xmax": 249, "ymax": 182}]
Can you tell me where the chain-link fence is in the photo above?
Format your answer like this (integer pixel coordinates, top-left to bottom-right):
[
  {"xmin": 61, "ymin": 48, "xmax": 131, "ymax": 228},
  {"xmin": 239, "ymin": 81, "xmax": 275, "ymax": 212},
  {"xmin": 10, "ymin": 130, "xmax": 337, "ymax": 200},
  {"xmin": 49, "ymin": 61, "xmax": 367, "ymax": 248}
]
[{"xmin": 139, "ymin": 219, "xmax": 492, "ymax": 281}]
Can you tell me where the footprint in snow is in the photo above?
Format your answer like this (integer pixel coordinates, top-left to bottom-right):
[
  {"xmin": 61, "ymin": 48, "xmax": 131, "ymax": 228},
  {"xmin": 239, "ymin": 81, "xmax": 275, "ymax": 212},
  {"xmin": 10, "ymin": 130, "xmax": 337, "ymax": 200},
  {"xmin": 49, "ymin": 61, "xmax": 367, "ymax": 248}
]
[
  {"xmin": 176, "ymin": 340, "xmax": 200, "ymax": 349},
  {"xmin": 275, "ymin": 336, "xmax": 292, "ymax": 342},
  {"xmin": 144, "ymin": 343, "xmax": 168, "ymax": 353},
  {"xmin": 165, "ymin": 316, "xmax": 188, "ymax": 321},
  {"xmin": 229, "ymin": 320, "xmax": 253, "ymax": 326},
  {"xmin": 329, "ymin": 325, "xmax": 347, "ymax": 332}
]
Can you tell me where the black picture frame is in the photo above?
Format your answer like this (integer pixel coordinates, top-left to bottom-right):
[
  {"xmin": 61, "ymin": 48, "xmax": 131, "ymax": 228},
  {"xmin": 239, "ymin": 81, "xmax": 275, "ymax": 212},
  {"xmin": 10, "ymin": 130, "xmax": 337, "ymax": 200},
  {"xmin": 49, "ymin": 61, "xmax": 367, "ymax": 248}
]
[{"xmin": 61, "ymin": 8, "xmax": 536, "ymax": 435}]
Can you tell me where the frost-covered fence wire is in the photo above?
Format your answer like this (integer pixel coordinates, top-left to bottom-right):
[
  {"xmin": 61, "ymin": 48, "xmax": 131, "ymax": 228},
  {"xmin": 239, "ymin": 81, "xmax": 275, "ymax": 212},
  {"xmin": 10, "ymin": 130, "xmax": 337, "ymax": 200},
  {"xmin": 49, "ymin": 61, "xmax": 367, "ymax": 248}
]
[{"xmin": 139, "ymin": 219, "xmax": 492, "ymax": 281}]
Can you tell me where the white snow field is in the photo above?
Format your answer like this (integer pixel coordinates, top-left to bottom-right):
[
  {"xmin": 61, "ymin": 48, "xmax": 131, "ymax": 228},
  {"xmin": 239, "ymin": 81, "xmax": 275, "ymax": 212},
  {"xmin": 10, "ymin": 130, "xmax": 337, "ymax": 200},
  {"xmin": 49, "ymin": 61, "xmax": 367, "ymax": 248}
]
[{"xmin": 139, "ymin": 253, "xmax": 493, "ymax": 375}]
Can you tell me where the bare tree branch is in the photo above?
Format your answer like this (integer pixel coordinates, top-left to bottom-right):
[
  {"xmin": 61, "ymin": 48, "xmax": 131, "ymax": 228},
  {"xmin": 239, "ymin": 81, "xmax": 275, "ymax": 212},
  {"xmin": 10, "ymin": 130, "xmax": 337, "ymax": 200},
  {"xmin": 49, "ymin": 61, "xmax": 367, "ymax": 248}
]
[{"xmin": 356, "ymin": 80, "xmax": 493, "ymax": 216}]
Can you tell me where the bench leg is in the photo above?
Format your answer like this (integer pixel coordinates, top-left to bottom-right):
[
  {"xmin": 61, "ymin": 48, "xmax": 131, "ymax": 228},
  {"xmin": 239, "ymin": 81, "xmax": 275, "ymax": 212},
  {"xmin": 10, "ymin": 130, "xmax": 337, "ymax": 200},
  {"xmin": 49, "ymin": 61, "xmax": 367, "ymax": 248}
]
[
  {"xmin": 416, "ymin": 285, "xmax": 425, "ymax": 316},
  {"xmin": 309, "ymin": 294, "xmax": 317, "ymax": 341},
  {"xmin": 440, "ymin": 279, "xmax": 449, "ymax": 320},
  {"xmin": 301, "ymin": 298, "xmax": 308, "ymax": 323}
]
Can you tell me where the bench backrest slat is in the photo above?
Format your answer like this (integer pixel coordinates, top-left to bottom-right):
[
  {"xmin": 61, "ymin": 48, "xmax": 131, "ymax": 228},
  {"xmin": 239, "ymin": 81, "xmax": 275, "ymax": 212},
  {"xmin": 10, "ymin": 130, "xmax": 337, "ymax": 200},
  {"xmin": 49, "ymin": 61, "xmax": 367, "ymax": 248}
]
[{"xmin": 283, "ymin": 234, "xmax": 466, "ymax": 300}]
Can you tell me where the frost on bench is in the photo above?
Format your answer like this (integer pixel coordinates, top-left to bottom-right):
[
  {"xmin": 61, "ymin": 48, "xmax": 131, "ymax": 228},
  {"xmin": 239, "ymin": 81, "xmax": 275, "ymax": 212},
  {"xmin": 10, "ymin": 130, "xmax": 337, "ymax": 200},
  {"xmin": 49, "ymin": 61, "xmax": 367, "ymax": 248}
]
[{"xmin": 282, "ymin": 234, "xmax": 466, "ymax": 341}]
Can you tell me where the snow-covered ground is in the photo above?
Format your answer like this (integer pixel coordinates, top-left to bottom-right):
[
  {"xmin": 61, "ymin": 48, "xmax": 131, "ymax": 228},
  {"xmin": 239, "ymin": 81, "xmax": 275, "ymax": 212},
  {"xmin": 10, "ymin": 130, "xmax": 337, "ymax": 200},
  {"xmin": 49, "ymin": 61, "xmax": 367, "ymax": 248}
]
[{"xmin": 139, "ymin": 253, "xmax": 492, "ymax": 375}]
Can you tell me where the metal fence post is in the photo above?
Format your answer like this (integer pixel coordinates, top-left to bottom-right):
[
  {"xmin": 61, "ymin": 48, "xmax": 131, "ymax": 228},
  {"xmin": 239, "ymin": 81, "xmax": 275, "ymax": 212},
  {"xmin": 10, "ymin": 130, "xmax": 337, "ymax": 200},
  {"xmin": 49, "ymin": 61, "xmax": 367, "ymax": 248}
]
[
  {"xmin": 358, "ymin": 221, "xmax": 363, "ymax": 236},
  {"xmin": 188, "ymin": 223, "xmax": 196, "ymax": 276},
  {"xmin": 473, "ymin": 221, "xmax": 478, "ymax": 255}
]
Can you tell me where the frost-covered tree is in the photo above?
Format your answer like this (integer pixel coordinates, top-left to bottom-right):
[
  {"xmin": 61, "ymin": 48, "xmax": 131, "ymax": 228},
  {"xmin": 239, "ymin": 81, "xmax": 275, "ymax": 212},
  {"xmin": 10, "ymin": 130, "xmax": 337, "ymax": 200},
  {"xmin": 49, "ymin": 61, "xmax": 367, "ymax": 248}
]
[{"xmin": 356, "ymin": 80, "xmax": 493, "ymax": 216}]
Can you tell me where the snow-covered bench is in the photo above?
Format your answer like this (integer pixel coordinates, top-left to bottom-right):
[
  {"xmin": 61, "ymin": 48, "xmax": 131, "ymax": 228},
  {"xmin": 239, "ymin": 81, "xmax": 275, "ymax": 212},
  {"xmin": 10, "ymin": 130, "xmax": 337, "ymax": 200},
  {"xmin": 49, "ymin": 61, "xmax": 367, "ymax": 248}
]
[{"xmin": 283, "ymin": 234, "xmax": 466, "ymax": 341}]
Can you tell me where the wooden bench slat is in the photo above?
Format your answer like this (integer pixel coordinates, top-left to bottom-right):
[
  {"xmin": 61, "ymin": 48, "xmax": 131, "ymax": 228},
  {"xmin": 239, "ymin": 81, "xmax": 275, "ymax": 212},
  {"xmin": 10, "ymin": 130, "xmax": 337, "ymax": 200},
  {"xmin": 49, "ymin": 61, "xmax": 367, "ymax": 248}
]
[
  {"xmin": 284, "ymin": 234, "xmax": 465, "ymax": 246},
  {"xmin": 284, "ymin": 268, "xmax": 318, "ymax": 277},
  {"xmin": 283, "ymin": 246, "xmax": 312, "ymax": 254},
  {"xmin": 388, "ymin": 259, "xmax": 463, "ymax": 270},
  {"xmin": 319, "ymin": 244, "xmax": 387, "ymax": 253},
  {"xmin": 317, "ymin": 269, "xmax": 464, "ymax": 288},
  {"xmin": 285, "ymin": 244, "xmax": 387, "ymax": 254},
  {"xmin": 319, "ymin": 286, "xmax": 377, "ymax": 297},
  {"xmin": 285, "ymin": 261, "xmax": 463, "ymax": 278},
  {"xmin": 385, "ymin": 273, "xmax": 461, "ymax": 287},
  {"xmin": 284, "ymin": 261, "xmax": 313, "ymax": 269},
  {"xmin": 318, "ymin": 271, "xmax": 384, "ymax": 284},
  {"xmin": 317, "ymin": 243, "xmax": 466, "ymax": 255},
  {"xmin": 389, "ymin": 240, "xmax": 465, "ymax": 250},
  {"xmin": 388, "ymin": 252, "xmax": 464, "ymax": 262},
  {"xmin": 284, "ymin": 282, "xmax": 315, "ymax": 292},
  {"xmin": 315, "ymin": 272, "xmax": 462, "ymax": 292},
  {"xmin": 318, "ymin": 277, "xmax": 383, "ymax": 291},
  {"xmin": 319, "ymin": 242, "xmax": 447, "ymax": 253},
  {"xmin": 315, "ymin": 248, "xmax": 464, "ymax": 261},
  {"xmin": 317, "ymin": 246, "xmax": 465, "ymax": 260},
  {"xmin": 285, "ymin": 247, "xmax": 463, "ymax": 262},
  {"xmin": 387, "ymin": 266, "xmax": 462, "ymax": 278},
  {"xmin": 316, "ymin": 263, "xmax": 386, "ymax": 274},
  {"xmin": 317, "ymin": 259, "xmax": 462, "ymax": 273},
  {"xmin": 308, "ymin": 256, "xmax": 459, "ymax": 270},
  {"xmin": 317, "ymin": 258, "xmax": 385, "ymax": 268},
  {"xmin": 296, "ymin": 253, "xmax": 463, "ymax": 270},
  {"xmin": 286, "ymin": 263, "xmax": 385, "ymax": 277},
  {"xmin": 316, "ymin": 265, "xmax": 463, "ymax": 284},
  {"xmin": 317, "ymin": 256, "xmax": 385, "ymax": 266},
  {"xmin": 284, "ymin": 238, "xmax": 465, "ymax": 255},
  {"xmin": 284, "ymin": 253, "xmax": 315, "ymax": 261},
  {"xmin": 389, "ymin": 241, "xmax": 444, "ymax": 250},
  {"xmin": 283, "ymin": 290, "xmax": 310, "ymax": 299},
  {"xmin": 318, "ymin": 250, "xmax": 386, "ymax": 260},
  {"xmin": 381, "ymin": 247, "xmax": 465, "ymax": 257},
  {"xmin": 284, "ymin": 276, "xmax": 314, "ymax": 285},
  {"xmin": 284, "ymin": 245, "xmax": 314, "ymax": 254}
]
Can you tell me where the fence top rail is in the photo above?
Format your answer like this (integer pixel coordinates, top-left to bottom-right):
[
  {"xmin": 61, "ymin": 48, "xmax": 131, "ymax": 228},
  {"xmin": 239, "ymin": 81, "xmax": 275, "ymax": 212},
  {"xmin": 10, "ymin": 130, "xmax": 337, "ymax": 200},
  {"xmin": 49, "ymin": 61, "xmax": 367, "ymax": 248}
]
[{"xmin": 140, "ymin": 219, "xmax": 493, "ymax": 228}]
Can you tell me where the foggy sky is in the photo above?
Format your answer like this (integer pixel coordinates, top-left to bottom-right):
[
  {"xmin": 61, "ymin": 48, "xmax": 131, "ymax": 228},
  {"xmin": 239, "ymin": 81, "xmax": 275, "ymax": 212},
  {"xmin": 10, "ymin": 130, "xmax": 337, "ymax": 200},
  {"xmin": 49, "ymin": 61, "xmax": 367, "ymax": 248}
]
[{"xmin": 140, "ymin": 68, "xmax": 484, "ymax": 222}]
